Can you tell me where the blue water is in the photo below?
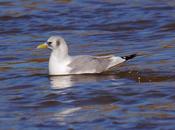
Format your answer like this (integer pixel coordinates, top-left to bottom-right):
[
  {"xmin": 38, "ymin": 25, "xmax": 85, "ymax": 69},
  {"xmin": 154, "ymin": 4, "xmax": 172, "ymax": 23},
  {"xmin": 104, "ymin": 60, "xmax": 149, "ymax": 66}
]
[{"xmin": 0, "ymin": 0, "xmax": 175, "ymax": 130}]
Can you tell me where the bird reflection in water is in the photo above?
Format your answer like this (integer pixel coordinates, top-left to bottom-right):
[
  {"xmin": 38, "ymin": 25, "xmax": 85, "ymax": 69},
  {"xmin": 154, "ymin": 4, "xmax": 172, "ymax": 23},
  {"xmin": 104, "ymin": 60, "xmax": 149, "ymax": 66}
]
[
  {"xmin": 48, "ymin": 74, "xmax": 122, "ymax": 125},
  {"xmin": 49, "ymin": 74, "xmax": 119, "ymax": 89}
]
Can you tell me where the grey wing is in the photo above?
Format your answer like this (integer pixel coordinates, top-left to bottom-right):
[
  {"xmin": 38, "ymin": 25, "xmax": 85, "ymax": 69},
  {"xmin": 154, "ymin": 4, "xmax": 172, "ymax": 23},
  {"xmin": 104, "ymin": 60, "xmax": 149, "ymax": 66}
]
[{"xmin": 68, "ymin": 55, "xmax": 112, "ymax": 74}]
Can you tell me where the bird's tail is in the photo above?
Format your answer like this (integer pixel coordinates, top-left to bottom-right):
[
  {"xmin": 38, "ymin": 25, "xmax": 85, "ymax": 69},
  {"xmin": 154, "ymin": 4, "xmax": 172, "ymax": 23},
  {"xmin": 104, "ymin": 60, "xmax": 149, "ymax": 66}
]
[{"xmin": 121, "ymin": 54, "xmax": 137, "ymax": 61}]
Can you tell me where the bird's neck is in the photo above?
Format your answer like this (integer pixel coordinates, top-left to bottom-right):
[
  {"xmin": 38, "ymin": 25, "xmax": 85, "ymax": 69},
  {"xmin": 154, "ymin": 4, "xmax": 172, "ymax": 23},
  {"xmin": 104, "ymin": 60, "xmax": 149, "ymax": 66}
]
[{"xmin": 51, "ymin": 49, "xmax": 69, "ymax": 61}]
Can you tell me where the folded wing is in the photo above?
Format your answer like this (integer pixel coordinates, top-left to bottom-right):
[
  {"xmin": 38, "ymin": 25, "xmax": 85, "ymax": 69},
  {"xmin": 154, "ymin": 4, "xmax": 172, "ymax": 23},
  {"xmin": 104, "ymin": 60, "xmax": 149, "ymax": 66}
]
[{"xmin": 68, "ymin": 55, "xmax": 126, "ymax": 74}]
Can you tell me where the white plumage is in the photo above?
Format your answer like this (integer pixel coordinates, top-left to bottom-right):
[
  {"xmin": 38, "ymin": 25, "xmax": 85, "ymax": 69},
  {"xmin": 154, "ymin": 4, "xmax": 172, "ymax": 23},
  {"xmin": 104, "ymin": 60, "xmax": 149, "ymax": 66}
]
[{"xmin": 37, "ymin": 36, "xmax": 136, "ymax": 75}]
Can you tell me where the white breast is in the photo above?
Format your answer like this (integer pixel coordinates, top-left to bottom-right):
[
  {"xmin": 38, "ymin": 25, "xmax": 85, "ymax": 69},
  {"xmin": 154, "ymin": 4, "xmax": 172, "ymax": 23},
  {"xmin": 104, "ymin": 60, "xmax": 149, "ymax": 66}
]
[{"xmin": 49, "ymin": 54, "xmax": 71, "ymax": 75}]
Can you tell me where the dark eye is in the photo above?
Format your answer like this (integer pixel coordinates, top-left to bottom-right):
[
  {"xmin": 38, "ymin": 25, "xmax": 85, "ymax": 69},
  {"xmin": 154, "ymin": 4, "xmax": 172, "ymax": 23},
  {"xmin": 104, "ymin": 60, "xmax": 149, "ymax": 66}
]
[{"xmin": 47, "ymin": 42, "xmax": 52, "ymax": 45}]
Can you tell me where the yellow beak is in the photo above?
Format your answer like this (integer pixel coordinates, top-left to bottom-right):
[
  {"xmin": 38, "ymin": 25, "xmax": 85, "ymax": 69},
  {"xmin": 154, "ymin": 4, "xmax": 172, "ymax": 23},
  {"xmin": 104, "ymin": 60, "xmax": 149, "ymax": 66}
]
[{"xmin": 37, "ymin": 43, "xmax": 48, "ymax": 49}]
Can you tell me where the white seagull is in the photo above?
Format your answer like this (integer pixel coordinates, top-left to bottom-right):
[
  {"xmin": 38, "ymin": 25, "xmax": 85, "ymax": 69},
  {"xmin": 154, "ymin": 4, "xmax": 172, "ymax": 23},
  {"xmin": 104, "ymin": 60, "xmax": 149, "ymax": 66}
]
[{"xmin": 37, "ymin": 36, "xmax": 136, "ymax": 75}]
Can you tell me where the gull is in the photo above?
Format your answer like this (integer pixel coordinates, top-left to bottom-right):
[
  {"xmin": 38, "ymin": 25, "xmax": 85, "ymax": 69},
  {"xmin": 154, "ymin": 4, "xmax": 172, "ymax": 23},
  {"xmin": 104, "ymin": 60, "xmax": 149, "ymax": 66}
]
[{"xmin": 37, "ymin": 36, "xmax": 136, "ymax": 75}]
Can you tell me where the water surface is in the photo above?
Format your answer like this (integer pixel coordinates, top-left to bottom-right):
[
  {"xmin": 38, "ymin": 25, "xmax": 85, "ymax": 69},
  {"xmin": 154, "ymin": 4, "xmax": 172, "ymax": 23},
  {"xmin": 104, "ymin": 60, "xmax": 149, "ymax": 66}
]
[{"xmin": 0, "ymin": 0, "xmax": 175, "ymax": 130}]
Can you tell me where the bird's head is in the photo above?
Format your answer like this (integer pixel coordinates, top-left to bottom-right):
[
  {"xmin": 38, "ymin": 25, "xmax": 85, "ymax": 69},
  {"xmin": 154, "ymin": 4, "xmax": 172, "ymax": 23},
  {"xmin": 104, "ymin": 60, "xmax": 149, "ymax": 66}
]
[{"xmin": 37, "ymin": 36, "xmax": 67, "ymax": 51}]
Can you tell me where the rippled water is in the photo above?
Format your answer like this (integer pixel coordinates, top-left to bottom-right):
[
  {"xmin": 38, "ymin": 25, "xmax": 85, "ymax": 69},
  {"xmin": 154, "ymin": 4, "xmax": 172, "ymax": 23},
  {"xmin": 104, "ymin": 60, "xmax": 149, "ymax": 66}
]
[{"xmin": 0, "ymin": 0, "xmax": 175, "ymax": 130}]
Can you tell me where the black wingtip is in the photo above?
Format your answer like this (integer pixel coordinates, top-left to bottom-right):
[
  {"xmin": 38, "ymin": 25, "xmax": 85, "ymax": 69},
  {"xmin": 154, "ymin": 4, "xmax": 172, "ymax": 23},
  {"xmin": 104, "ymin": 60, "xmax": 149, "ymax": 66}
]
[{"xmin": 121, "ymin": 54, "xmax": 137, "ymax": 61}]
